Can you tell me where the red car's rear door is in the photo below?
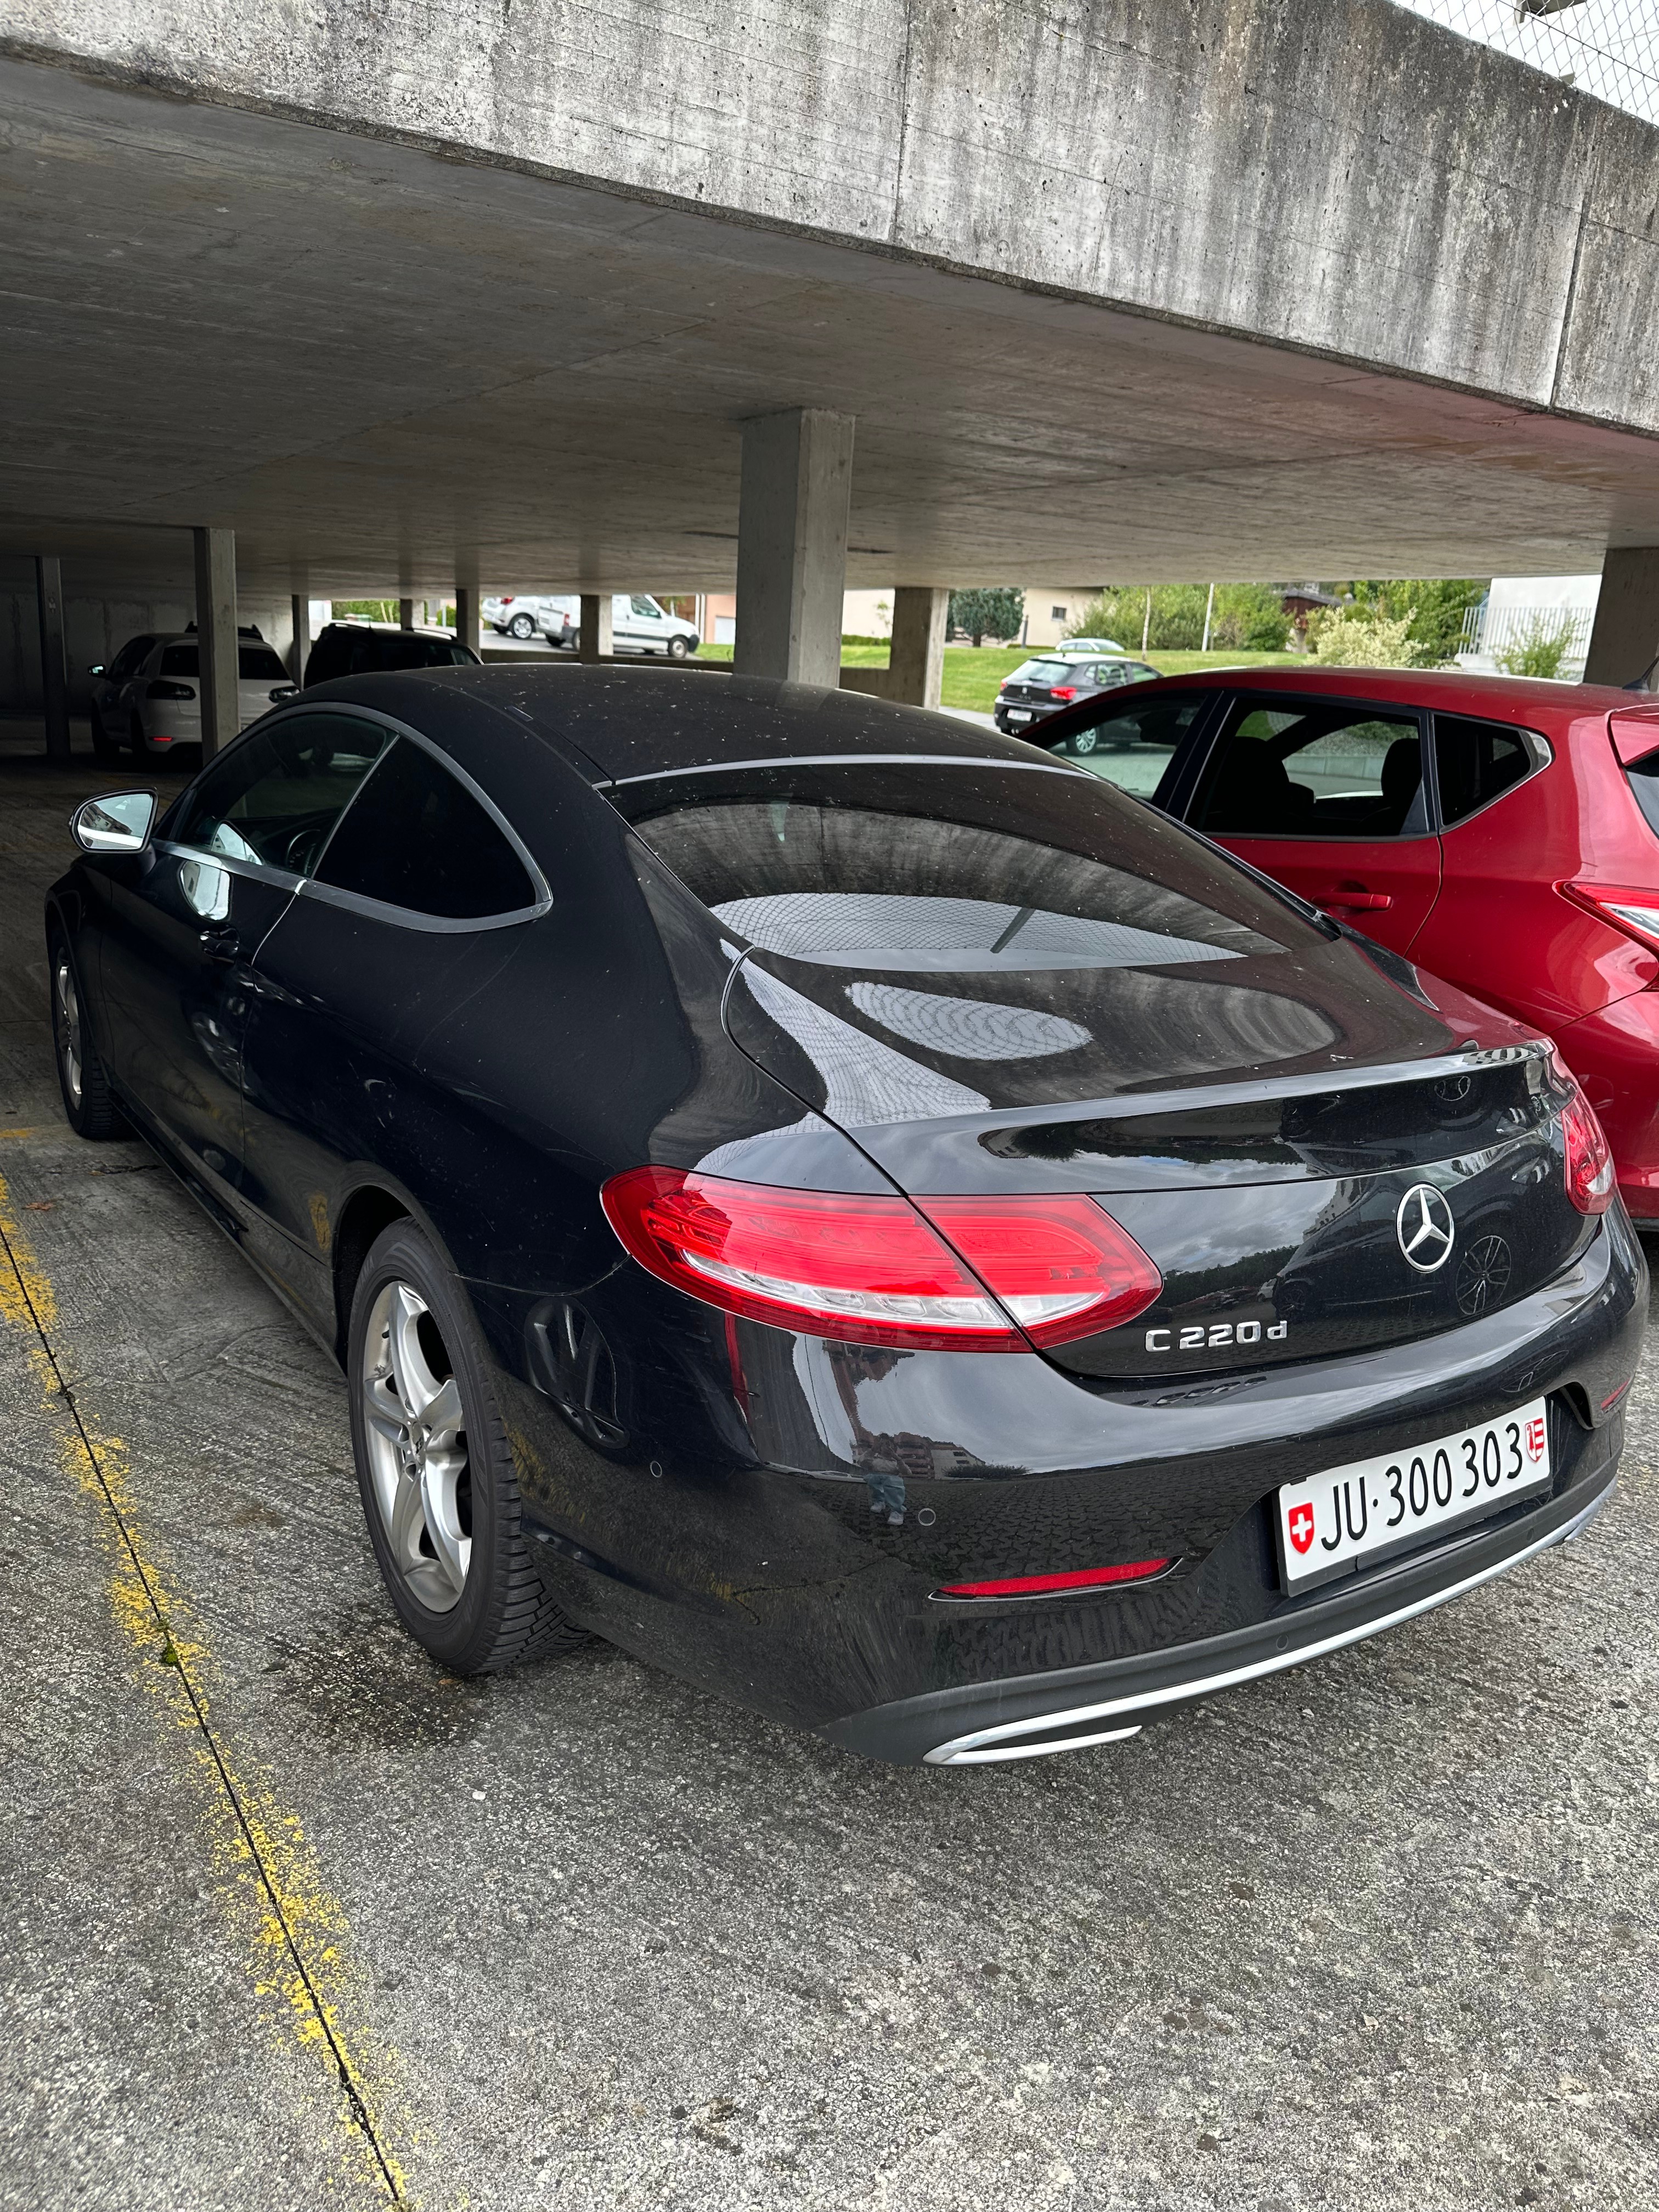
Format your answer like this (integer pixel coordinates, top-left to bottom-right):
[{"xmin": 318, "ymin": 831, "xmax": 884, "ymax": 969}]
[{"xmin": 1182, "ymin": 691, "xmax": 1441, "ymax": 946}]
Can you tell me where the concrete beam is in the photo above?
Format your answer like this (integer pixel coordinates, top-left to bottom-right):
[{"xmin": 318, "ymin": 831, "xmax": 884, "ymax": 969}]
[
  {"xmin": 398, "ymin": 597, "xmax": 415, "ymax": 631},
  {"xmin": 289, "ymin": 592, "xmax": 310, "ymax": 684},
  {"xmin": 1584, "ymin": 549, "xmax": 1659, "ymax": 689},
  {"xmin": 33, "ymin": 556, "xmax": 70, "ymax": 764},
  {"xmin": 578, "ymin": 594, "xmax": 612, "ymax": 662},
  {"xmin": 454, "ymin": 587, "xmax": 481, "ymax": 658},
  {"xmin": 191, "ymin": 527, "xmax": 238, "ymax": 761},
  {"xmin": 734, "ymin": 410, "xmax": 854, "ymax": 687},
  {"xmin": 887, "ymin": 586, "xmax": 947, "ymax": 709}
]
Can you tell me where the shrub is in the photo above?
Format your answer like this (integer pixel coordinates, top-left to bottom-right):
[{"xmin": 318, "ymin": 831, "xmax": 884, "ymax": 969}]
[
  {"xmin": 1494, "ymin": 614, "xmax": 1576, "ymax": 680},
  {"xmin": 1210, "ymin": 583, "xmax": 1293, "ymax": 652},
  {"xmin": 1312, "ymin": 612, "xmax": 1419, "ymax": 667}
]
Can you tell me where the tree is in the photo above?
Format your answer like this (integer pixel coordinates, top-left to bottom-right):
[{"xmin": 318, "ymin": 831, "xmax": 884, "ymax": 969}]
[
  {"xmin": 1342, "ymin": 577, "xmax": 1487, "ymax": 666},
  {"xmin": 1495, "ymin": 613, "xmax": 1576, "ymax": 680},
  {"xmin": 949, "ymin": 588, "xmax": 1025, "ymax": 646}
]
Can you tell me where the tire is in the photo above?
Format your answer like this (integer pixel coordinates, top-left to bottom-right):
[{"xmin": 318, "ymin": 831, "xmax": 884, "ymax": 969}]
[
  {"xmin": 347, "ymin": 1220, "xmax": 586, "ymax": 1673},
  {"xmin": 508, "ymin": 613, "xmax": 537, "ymax": 640},
  {"xmin": 49, "ymin": 934, "xmax": 122, "ymax": 1139},
  {"xmin": 1071, "ymin": 729, "xmax": 1098, "ymax": 755},
  {"xmin": 667, "ymin": 634, "xmax": 689, "ymax": 661},
  {"xmin": 128, "ymin": 713, "xmax": 148, "ymax": 760}
]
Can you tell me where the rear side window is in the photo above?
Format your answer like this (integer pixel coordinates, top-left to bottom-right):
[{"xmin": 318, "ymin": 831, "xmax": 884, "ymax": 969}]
[
  {"xmin": 171, "ymin": 713, "xmax": 388, "ymax": 873},
  {"xmin": 1433, "ymin": 714, "xmax": 1543, "ymax": 826},
  {"xmin": 1621, "ymin": 747, "xmax": 1659, "ymax": 839},
  {"xmin": 314, "ymin": 739, "xmax": 536, "ymax": 919},
  {"xmin": 622, "ymin": 759, "xmax": 1295, "ymax": 971},
  {"xmin": 1039, "ymin": 687, "xmax": 1209, "ymax": 797},
  {"xmin": 1192, "ymin": 696, "xmax": 1426, "ymax": 839}
]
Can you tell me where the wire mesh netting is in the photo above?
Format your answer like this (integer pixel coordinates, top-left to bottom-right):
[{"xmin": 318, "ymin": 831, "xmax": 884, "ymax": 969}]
[{"xmin": 1388, "ymin": 1, "xmax": 1659, "ymax": 121}]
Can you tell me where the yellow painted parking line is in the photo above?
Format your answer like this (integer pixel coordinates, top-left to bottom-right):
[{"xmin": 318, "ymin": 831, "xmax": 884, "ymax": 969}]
[{"xmin": 0, "ymin": 1167, "xmax": 427, "ymax": 2206}]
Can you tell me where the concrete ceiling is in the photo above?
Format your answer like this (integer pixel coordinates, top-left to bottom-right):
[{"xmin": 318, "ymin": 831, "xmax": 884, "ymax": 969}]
[{"xmin": 6, "ymin": 54, "xmax": 1659, "ymax": 601}]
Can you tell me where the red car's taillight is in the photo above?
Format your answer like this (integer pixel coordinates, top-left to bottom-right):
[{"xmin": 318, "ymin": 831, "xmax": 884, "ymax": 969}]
[
  {"xmin": 599, "ymin": 1169, "xmax": 1161, "ymax": 1352},
  {"xmin": 1549, "ymin": 1047, "xmax": 1615, "ymax": 1215},
  {"xmin": 1559, "ymin": 881, "xmax": 1659, "ymax": 960}
]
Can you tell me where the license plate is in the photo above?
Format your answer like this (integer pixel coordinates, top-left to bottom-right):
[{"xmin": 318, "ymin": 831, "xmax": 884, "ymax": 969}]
[
  {"xmin": 1276, "ymin": 1398, "xmax": 1551, "ymax": 1592},
  {"xmin": 1006, "ymin": 708, "xmax": 1032, "ymax": 724}
]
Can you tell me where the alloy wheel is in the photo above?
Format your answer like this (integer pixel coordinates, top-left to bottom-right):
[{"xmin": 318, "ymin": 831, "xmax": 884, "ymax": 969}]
[
  {"xmin": 54, "ymin": 955, "xmax": 83, "ymax": 1110},
  {"xmin": 362, "ymin": 1279, "xmax": 473, "ymax": 1613}
]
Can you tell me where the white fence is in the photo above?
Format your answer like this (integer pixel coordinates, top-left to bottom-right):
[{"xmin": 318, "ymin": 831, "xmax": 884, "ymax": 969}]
[{"xmin": 1459, "ymin": 600, "xmax": 1595, "ymax": 660}]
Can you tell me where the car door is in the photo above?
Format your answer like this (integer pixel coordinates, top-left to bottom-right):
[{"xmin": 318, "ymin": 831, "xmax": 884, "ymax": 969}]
[
  {"xmin": 235, "ymin": 637, "xmax": 297, "ymax": 731},
  {"xmin": 89, "ymin": 634, "xmax": 154, "ymax": 745},
  {"xmin": 97, "ymin": 711, "xmax": 390, "ymax": 1196},
  {"xmin": 236, "ymin": 724, "xmax": 545, "ymax": 1326},
  {"xmin": 1179, "ymin": 691, "xmax": 1441, "ymax": 947},
  {"xmin": 1407, "ymin": 712, "xmax": 1562, "ymax": 1019}
]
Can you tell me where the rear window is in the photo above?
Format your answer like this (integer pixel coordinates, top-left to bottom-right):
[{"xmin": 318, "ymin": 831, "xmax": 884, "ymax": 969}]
[
  {"xmin": 620, "ymin": 760, "xmax": 1295, "ymax": 973},
  {"xmin": 157, "ymin": 641, "xmax": 289, "ymax": 679},
  {"xmin": 1010, "ymin": 658, "xmax": 1076, "ymax": 686},
  {"xmin": 307, "ymin": 629, "xmax": 479, "ymax": 681},
  {"xmin": 1622, "ymin": 747, "xmax": 1659, "ymax": 839},
  {"xmin": 1433, "ymin": 714, "xmax": 1543, "ymax": 826}
]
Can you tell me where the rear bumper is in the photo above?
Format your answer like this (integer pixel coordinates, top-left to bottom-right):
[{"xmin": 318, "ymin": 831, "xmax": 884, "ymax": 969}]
[
  {"xmin": 821, "ymin": 1444, "xmax": 1619, "ymax": 1766},
  {"xmin": 1553, "ymin": 995, "xmax": 1659, "ymax": 1219}
]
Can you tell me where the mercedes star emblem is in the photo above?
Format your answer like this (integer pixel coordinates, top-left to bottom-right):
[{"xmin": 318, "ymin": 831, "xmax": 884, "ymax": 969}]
[{"xmin": 1396, "ymin": 1183, "xmax": 1456, "ymax": 1273}]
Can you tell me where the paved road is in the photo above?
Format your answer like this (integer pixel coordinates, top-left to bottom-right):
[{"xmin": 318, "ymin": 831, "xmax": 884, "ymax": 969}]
[{"xmin": 2, "ymin": 746, "xmax": 1656, "ymax": 2212}]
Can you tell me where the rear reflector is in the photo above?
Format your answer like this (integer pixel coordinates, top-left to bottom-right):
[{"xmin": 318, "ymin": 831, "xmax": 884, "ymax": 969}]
[
  {"xmin": 936, "ymin": 1559, "xmax": 1172, "ymax": 1599},
  {"xmin": 600, "ymin": 1169, "xmax": 1161, "ymax": 1352}
]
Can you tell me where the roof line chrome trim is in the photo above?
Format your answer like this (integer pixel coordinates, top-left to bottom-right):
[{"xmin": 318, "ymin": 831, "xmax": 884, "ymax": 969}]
[
  {"xmin": 924, "ymin": 1485, "xmax": 1611, "ymax": 1765},
  {"xmin": 608, "ymin": 753, "xmax": 1087, "ymax": 788}
]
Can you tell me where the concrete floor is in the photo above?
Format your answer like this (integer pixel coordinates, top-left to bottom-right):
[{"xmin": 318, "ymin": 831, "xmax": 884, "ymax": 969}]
[{"xmin": 2, "ymin": 742, "xmax": 1657, "ymax": 2212}]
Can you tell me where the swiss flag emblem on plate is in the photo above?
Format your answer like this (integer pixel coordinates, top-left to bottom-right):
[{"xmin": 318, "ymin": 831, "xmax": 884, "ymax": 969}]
[{"xmin": 1286, "ymin": 1501, "xmax": 1316, "ymax": 1555}]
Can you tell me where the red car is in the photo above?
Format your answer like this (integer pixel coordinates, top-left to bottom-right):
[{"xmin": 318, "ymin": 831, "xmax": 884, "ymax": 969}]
[{"xmin": 1032, "ymin": 665, "xmax": 1659, "ymax": 1224}]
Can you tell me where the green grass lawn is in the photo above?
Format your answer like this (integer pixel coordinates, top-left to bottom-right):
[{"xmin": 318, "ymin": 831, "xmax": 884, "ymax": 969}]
[{"xmin": 692, "ymin": 640, "xmax": 1305, "ymax": 712}]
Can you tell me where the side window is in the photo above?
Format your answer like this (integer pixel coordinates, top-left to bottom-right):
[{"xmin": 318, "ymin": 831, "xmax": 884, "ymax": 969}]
[
  {"xmin": 238, "ymin": 642, "xmax": 291, "ymax": 680},
  {"xmin": 631, "ymin": 596, "xmax": 660, "ymax": 619},
  {"xmin": 171, "ymin": 714, "xmax": 389, "ymax": 875},
  {"xmin": 1191, "ymin": 696, "xmax": 1426, "ymax": 839},
  {"xmin": 160, "ymin": 643, "xmax": 199, "ymax": 677},
  {"xmin": 108, "ymin": 635, "xmax": 156, "ymax": 682},
  {"xmin": 312, "ymin": 740, "xmax": 537, "ymax": 919},
  {"xmin": 1039, "ymin": 688, "xmax": 1209, "ymax": 797},
  {"xmin": 1434, "ymin": 715, "xmax": 1541, "ymax": 827}
]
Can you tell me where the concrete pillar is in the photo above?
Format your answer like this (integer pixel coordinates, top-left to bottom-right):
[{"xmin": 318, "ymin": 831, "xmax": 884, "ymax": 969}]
[
  {"xmin": 398, "ymin": 597, "xmax": 416, "ymax": 631},
  {"xmin": 192, "ymin": 527, "xmax": 238, "ymax": 762},
  {"xmin": 290, "ymin": 593, "xmax": 311, "ymax": 686},
  {"xmin": 579, "ymin": 594, "xmax": 613, "ymax": 663},
  {"xmin": 1584, "ymin": 549, "xmax": 1659, "ymax": 689},
  {"xmin": 34, "ymin": 556, "xmax": 71, "ymax": 765},
  {"xmin": 454, "ymin": 586, "xmax": 481, "ymax": 658},
  {"xmin": 886, "ymin": 586, "xmax": 949, "ymax": 708},
  {"xmin": 733, "ymin": 409, "xmax": 855, "ymax": 686}
]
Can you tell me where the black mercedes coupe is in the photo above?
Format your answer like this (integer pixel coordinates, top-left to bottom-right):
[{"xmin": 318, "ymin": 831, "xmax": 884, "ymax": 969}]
[{"xmin": 46, "ymin": 669, "xmax": 1644, "ymax": 1765}]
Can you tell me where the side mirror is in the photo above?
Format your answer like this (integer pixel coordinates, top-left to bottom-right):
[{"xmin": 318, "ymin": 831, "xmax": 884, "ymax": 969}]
[
  {"xmin": 72, "ymin": 791, "xmax": 157, "ymax": 854},
  {"xmin": 87, "ymin": 663, "xmax": 106, "ymax": 678}
]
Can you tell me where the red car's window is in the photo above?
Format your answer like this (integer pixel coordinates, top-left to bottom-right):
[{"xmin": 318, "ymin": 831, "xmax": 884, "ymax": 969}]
[
  {"xmin": 1190, "ymin": 696, "xmax": 1426, "ymax": 839},
  {"xmin": 1432, "ymin": 715, "xmax": 1542, "ymax": 827}
]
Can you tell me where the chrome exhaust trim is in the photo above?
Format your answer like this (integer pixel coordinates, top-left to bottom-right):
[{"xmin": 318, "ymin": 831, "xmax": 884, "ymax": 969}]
[{"xmin": 925, "ymin": 1486, "xmax": 1611, "ymax": 1767}]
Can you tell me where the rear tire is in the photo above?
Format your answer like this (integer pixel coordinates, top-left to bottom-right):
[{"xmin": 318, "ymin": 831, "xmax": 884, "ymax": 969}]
[
  {"xmin": 128, "ymin": 713, "xmax": 148, "ymax": 760},
  {"xmin": 49, "ymin": 936, "xmax": 122, "ymax": 1139},
  {"xmin": 347, "ymin": 1220, "xmax": 586, "ymax": 1673}
]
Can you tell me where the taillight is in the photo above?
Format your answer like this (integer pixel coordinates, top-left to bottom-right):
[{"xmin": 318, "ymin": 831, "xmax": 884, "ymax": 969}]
[
  {"xmin": 936, "ymin": 1558, "xmax": 1171, "ymax": 1599},
  {"xmin": 1559, "ymin": 882, "xmax": 1659, "ymax": 959},
  {"xmin": 1549, "ymin": 1047, "xmax": 1615, "ymax": 1215},
  {"xmin": 1049, "ymin": 685, "xmax": 1078, "ymax": 702},
  {"xmin": 599, "ymin": 1170, "xmax": 1161, "ymax": 1352}
]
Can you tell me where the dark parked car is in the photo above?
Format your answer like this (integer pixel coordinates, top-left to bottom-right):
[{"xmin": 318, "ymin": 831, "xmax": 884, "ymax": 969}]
[
  {"xmin": 46, "ymin": 670, "xmax": 1641, "ymax": 1765},
  {"xmin": 303, "ymin": 620, "xmax": 481, "ymax": 685},
  {"xmin": 994, "ymin": 653, "xmax": 1159, "ymax": 736}
]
